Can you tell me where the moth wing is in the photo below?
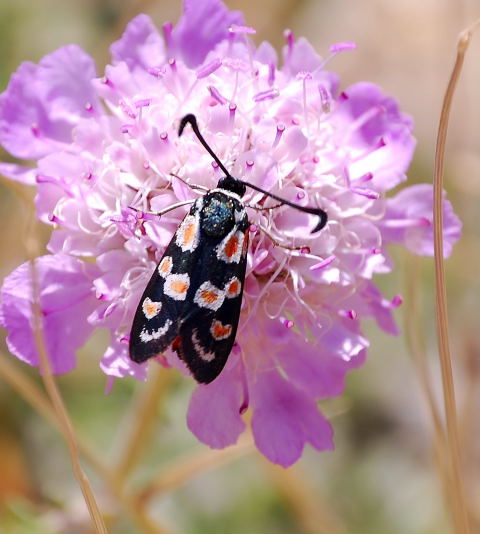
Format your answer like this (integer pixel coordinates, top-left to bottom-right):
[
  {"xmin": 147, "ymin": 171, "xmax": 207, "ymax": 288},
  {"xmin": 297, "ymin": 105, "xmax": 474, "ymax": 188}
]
[
  {"xmin": 174, "ymin": 224, "xmax": 249, "ymax": 383},
  {"xmin": 129, "ymin": 201, "xmax": 203, "ymax": 363}
]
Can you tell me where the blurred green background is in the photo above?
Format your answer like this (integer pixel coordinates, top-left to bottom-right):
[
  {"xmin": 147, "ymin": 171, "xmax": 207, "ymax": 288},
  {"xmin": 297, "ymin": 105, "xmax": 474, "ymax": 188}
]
[{"xmin": 1, "ymin": 1, "xmax": 479, "ymax": 533}]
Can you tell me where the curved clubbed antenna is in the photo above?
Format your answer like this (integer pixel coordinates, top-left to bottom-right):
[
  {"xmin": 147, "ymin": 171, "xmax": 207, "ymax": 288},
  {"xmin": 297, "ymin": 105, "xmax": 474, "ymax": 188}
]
[{"xmin": 178, "ymin": 114, "xmax": 328, "ymax": 233}]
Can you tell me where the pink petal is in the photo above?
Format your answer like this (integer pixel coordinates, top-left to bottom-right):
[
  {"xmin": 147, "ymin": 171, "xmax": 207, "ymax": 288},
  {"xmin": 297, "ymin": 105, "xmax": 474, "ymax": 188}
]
[
  {"xmin": 187, "ymin": 355, "xmax": 246, "ymax": 448},
  {"xmin": 0, "ymin": 162, "xmax": 36, "ymax": 184},
  {"xmin": 173, "ymin": 0, "xmax": 244, "ymax": 68},
  {"xmin": 282, "ymin": 37, "xmax": 323, "ymax": 75},
  {"xmin": 0, "ymin": 255, "xmax": 99, "ymax": 374},
  {"xmin": 250, "ymin": 369, "xmax": 333, "ymax": 467},
  {"xmin": 0, "ymin": 46, "xmax": 99, "ymax": 159},
  {"xmin": 110, "ymin": 14, "xmax": 165, "ymax": 72},
  {"xmin": 100, "ymin": 337, "xmax": 147, "ymax": 381},
  {"xmin": 275, "ymin": 320, "xmax": 368, "ymax": 399},
  {"xmin": 381, "ymin": 183, "xmax": 462, "ymax": 257},
  {"xmin": 36, "ymin": 45, "xmax": 99, "ymax": 122},
  {"xmin": 337, "ymin": 280, "xmax": 400, "ymax": 335},
  {"xmin": 333, "ymin": 82, "xmax": 415, "ymax": 191}
]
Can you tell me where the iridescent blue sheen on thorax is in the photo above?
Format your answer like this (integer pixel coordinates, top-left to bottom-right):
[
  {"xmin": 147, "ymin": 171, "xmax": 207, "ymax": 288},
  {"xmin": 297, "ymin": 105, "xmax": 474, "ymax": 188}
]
[{"xmin": 200, "ymin": 191, "xmax": 237, "ymax": 237}]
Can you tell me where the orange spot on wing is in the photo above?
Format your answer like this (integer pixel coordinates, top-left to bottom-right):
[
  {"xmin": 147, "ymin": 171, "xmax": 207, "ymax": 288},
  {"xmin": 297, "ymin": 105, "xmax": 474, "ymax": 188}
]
[
  {"xmin": 200, "ymin": 289, "xmax": 219, "ymax": 304},
  {"xmin": 182, "ymin": 222, "xmax": 196, "ymax": 246},
  {"xmin": 170, "ymin": 280, "xmax": 188, "ymax": 294},
  {"xmin": 145, "ymin": 302, "xmax": 158, "ymax": 315},
  {"xmin": 142, "ymin": 297, "xmax": 162, "ymax": 318},
  {"xmin": 159, "ymin": 256, "xmax": 172, "ymax": 273}
]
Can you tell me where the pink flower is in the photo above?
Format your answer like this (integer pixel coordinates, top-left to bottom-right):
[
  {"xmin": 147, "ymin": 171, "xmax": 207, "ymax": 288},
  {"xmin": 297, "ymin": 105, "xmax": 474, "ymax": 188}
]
[
  {"xmin": 0, "ymin": 0, "xmax": 462, "ymax": 466},
  {"xmin": 0, "ymin": 255, "xmax": 100, "ymax": 374}
]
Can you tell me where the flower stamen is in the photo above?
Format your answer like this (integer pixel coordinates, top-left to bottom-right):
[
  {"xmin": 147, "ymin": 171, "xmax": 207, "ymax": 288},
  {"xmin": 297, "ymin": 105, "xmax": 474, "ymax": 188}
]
[
  {"xmin": 284, "ymin": 28, "xmax": 294, "ymax": 57},
  {"xmin": 350, "ymin": 187, "xmax": 380, "ymax": 200},
  {"xmin": 147, "ymin": 66, "xmax": 166, "ymax": 78},
  {"xmin": 162, "ymin": 21, "xmax": 173, "ymax": 51},
  {"xmin": 268, "ymin": 62, "xmax": 275, "ymax": 86},
  {"xmin": 309, "ymin": 255, "xmax": 336, "ymax": 271},
  {"xmin": 272, "ymin": 123, "xmax": 285, "ymax": 148},
  {"xmin": 229, "ymin": 103, "xmax": 237, "ymax": 128},
  {"xmin": 383, "ymin": 217, "xmax": 431, "ymax": 229},
  {"xmin": 196, "ymin": 58, "xmax": 222, "ymax": 79},
  {"xmin": 209, "ymin": 85, "xmax": 227, "ymax": 105},
  {"xmin": 253, "ymin": 88, "xmax": 279, "ymax": 102},
  {"xmin": 318, "ymin": 84, "xmax": 331, "ymax": 113}
]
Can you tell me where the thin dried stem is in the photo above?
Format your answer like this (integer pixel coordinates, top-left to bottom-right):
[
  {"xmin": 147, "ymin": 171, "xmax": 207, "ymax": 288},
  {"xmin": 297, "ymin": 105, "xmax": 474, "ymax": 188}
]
[
  {"xmin": 29, "ymin": 259, "xmax": 109, "ymax": 533},
  {"xmin": 263, "ymin": 461, "xmax": 345, "ymax": 534},
  {"xmin": 2, "ymin": 145, "xmax": 176, "ymax": 534},
  {"xmin": 403, "ymin": 257, "xmax": 453, "ymax": 519},
  {"xmin": 0, "ymin": 352, "xmax": 107, "ymax": 476},
  {"xmin": 137, "ymin": 434, "xmax": 254, "ymax": 504},
  {"xmin": 0, "ymin": 351, "xmax": 173, "ymax": 533},
  {"xmin": 0, "ymin": 353, "xmax": 59, "ymax": 427},
  {"xmin": 432, "ymin": 20, "xmax": 480, "ymax": 534},
  {"xmin": 403, "ymin": 257, "xmax": 445, "ymax": 449},
  {"xmin": 114, "ymin": 367, "xmax": 173, "ymax": 487},
  {"xmin": 458, "ymin": 334, "xmax": 480, "ymax": 446},
  {"xmin": 10, "ymin": 184, "xmax": 108, "ymax": 532}
]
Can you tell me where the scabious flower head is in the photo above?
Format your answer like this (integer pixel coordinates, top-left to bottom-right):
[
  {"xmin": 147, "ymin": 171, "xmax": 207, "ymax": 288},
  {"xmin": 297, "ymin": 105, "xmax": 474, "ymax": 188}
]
[{"xmin": 0, "ymin": 0, "xmax": 461, "ymax": 466}]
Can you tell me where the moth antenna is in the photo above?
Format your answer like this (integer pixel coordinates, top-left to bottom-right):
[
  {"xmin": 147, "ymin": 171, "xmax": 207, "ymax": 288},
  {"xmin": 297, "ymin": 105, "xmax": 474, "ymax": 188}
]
[
  {"xmin": 179, "ymin": 114, "xmax": 328, "ymax": 233},
  {"xmin": 179, "ymin": 114, "xmax": 231, "ymax": 177},
  {"xmin": 239, "ymin": 181, "xmax": 328, "ymax": 233}
]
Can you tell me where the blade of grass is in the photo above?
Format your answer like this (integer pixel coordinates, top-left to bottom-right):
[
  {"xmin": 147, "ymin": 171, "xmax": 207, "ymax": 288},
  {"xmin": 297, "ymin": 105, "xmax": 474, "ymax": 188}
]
[{"xmin": 432, "ymin": 19, "xmax": 480, "ymax": 534}]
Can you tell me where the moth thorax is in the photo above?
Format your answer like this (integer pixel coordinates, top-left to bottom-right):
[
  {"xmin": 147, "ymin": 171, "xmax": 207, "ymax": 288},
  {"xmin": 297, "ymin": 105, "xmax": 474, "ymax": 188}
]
[{"xmin": 200, "ymin": 194, "xmax": 235, "ymax": 237}]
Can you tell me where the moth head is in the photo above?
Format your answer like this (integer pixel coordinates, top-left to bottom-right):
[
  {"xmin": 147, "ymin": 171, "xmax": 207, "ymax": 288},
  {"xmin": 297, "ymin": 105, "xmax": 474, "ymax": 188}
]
[{"xmin": 216, "ymin": 175, "xmax": 246, "ymax": 197}]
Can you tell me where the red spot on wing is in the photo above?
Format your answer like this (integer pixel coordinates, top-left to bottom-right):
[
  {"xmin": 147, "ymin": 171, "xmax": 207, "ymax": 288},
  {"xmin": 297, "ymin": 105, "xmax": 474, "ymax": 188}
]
[
  {"xmin": 211, "ymin": 320, "xmax": 232, "ymax": 340},
  {"xmin": 241, "ymin": 230, "xmax": 249, "ymax": 256},
  {"xmin": 172, "ymin": 336, "xmax": 182, "ymax": 351},
  {"xmin": 224, "ymin": 235, "xmax": 239, "ymax": 258},
  {"xmin": 228, "ymin": 281, "xmax": 239, "ymax": 295}
]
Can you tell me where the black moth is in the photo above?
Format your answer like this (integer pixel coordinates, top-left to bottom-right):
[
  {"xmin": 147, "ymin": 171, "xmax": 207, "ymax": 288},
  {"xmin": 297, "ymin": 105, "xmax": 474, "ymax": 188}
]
[{"xmin": 129, "ymin": 114, "xmax": 328, "ymax": 383}]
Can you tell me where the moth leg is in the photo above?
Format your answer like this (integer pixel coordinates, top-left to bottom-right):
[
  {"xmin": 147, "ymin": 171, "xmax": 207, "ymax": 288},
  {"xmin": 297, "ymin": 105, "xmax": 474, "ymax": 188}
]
[
  {"xmin": 245, "ymin": 201, "xmax": 283, "ymax": 210},
  {"xmin": 257, "ymin": 224, "xmax": 309, "ymax": 251},
  {"xmin": 170, "ymin": 172, "xmax": 210, "ymax": 193},
  {"xmin": 130, "ymin": 199, "xmax": 195, "ymax": 218}
]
